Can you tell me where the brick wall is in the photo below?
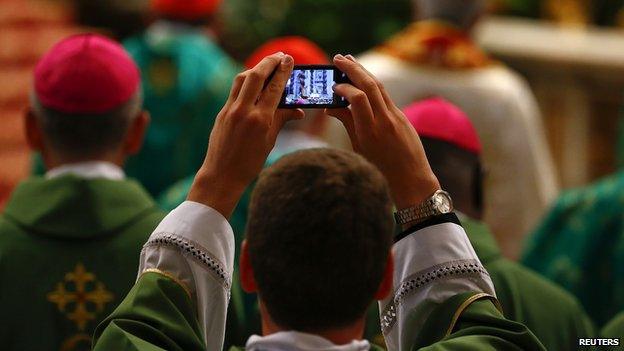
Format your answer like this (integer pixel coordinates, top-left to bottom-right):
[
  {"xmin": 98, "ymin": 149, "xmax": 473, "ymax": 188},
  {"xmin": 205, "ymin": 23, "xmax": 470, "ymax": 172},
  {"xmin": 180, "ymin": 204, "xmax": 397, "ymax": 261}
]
[{"xmin": 0, "ymin": 0, "xmax": 83, "ymax": 209}]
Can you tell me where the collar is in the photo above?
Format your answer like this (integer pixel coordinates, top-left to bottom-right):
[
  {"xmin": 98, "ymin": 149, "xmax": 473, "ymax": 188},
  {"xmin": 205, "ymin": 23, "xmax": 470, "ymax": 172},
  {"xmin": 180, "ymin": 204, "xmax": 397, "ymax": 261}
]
[
  {"xmin": 3, "ymin": 176, "xmax": 156, "ymax": 239},
  {"xmin": 246, "ymin": 331, "xmax": 370, "ymax": 351},
  {"xmin": 46, "ymin": 161, "xmax": 125, "ymax": 180},
  {"xmin": 376, "ymin": 20, "xmax": 492, "ymax": 69}
]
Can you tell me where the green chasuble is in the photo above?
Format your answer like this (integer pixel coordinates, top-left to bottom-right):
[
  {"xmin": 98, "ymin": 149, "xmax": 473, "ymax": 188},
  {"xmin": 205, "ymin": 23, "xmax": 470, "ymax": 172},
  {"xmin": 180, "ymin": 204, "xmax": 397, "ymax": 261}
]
[
  {"xmin": 94, "ymin": 272, "xmax": 542, "ymax": 351},
  {"xmin": 364, "ymin": 217, "xmax": 594, "ymax": 350},
  {"xmin": 122, "ymin": 22, "xmax": 241, "ymax": 196},
  {"xmin": 0, "ymin": 176, "xmax": 165, "ymax": 351},
  {"xmin": 522, "ymin": 171, "xmax": 624, "ymax": 326},
  {"xmin": 602, "ymin": 312, "xmax": 624, "ymax": 338}
]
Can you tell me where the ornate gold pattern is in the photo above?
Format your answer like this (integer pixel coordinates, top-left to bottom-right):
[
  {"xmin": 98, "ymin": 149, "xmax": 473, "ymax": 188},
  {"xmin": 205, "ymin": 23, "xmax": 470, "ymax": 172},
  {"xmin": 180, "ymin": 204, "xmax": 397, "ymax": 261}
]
[
  {"xmin": 377, "ymin": 20, "xmax": 492, "ymax": 70},
  {"xmin": 47, "ymin": 263, "xmax": 114, "ymax": 331},
  {"xmin": 141, "ymin": 268, "xmax": 192, "ymax": 298}
]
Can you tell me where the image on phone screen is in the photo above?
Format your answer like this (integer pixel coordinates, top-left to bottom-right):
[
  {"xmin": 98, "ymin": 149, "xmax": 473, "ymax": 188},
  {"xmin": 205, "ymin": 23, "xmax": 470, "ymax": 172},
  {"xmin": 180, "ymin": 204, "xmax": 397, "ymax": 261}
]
[{"xmin": 279, "ymin": 65, "xmax": 350, "ymax": 108}]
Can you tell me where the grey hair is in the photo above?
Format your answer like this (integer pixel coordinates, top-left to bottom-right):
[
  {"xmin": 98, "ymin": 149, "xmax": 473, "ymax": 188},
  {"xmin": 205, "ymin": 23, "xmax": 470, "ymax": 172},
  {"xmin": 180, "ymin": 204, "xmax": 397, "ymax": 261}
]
[
  {"xmin": 413, "ymin": 0, "xmax": 487, "ymax": 29},
  {"xmin": 29, "ymin": 89, "xmax": 143, "ymax": 158}
]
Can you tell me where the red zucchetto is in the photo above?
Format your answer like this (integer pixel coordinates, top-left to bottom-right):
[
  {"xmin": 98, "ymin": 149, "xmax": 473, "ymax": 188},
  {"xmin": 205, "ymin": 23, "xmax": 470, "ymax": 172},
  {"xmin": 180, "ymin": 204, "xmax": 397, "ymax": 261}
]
[
  {"xmin": 403, "ymin": 97, "xmax": 482, "ymax": 154},
  {"xmin": 152, "ymin": 0, "xmax": 222, "ymax": 21},
  {"xmin": 245, "ymin": 36, "xmax": 329, "ymax": 69},
  {"xmin": 34, "ymin": 34, "xmax": 140, "ymax": 115}
]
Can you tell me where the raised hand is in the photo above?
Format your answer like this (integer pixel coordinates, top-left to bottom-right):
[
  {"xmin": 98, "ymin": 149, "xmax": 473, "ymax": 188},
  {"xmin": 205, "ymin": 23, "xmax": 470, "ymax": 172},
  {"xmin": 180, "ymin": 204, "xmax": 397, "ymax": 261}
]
[
  {"xmin": 327, "ymin": 54, "xmax": 440, "ymax": 210},
  {"xmin": 188, "ymin": 52, "xmax": 304, "ymax": 217}
]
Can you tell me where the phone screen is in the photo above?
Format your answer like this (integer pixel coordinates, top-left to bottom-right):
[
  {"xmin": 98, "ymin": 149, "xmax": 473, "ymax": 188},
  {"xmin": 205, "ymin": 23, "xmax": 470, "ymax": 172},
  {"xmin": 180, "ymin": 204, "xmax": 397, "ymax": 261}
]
[{"xmin": 279, "ymin": 65, "xmax": 350, "ymax": 108}]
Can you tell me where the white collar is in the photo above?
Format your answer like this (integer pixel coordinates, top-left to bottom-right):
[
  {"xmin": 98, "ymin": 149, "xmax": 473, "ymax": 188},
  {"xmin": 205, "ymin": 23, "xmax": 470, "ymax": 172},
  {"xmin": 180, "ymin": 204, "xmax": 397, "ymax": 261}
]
[
  {"xmin": 245, "ymin": 331, "xmax": 370, "ymax": 351},
  {"xmin": 46, "ymin": 161, "xmax": 125, "ymax": 180}
]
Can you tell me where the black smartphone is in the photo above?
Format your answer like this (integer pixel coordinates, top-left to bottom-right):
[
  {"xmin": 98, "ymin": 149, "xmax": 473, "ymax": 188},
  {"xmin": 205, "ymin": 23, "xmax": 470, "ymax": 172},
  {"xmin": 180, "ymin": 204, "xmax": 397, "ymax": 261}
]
[{"xmin": 279, "ymin": 65, "xmax": 350, "ymax": 108}]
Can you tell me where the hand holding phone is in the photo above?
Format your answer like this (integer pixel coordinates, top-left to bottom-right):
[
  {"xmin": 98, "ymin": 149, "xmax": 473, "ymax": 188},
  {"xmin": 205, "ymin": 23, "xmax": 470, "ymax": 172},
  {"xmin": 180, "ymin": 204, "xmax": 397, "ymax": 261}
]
[{"xmin": 279, "ymin": 65, "xmax": 351, "ymax": 108}]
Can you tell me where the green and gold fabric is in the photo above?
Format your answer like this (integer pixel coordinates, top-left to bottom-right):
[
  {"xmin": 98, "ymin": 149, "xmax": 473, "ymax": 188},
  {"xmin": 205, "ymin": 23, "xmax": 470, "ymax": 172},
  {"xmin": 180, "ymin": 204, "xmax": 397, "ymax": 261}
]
[
  {"xmin": 94, "ymin": 272, "xmax": 542, "ymax": 351},
  {"xmin": 0, "ymin": 176, "xmax": 165, "ymax": 351},
  {"xmin": 522, "ymin": 171, "xmax": 624, "ymax": 326},
  {"xmin": 365, "ymin": 217, "xmax": 594, "ymax": 350}
]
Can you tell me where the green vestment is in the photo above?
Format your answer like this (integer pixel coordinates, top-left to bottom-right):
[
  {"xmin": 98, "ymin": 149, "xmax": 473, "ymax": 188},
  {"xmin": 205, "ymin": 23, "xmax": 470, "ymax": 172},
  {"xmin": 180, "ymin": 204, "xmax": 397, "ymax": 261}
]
[
  {"xmin": 0, "ymin": 176, "xmax": 165, "ymax": 351},
  {"xmin": 122, "ymin": 22, "xmax": 241, "ymax": 196},
  {"xmin": 462, "ymin": 218, "xmax": 595, "ymax": 349},
  {"xmin": 93, "ymin": 272, "xmax": 543, "ymax": 351},
  {"xmin": 602, "ymin": 312, "xmax": 624, "ymax": 338},
  {"xmin": 522, "ymin": 172, "xmax": 624, "ymax": 326},
  {"xmin": 364, "ymin": 217, "xmax": 595, "ymax": 350}
]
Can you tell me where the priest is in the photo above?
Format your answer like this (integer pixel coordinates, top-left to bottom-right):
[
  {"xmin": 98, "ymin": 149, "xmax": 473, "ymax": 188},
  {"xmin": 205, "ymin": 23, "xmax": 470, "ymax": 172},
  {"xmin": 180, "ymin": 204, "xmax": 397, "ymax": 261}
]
[
  {"xmin": 352, "ymin": 0, "xmax": 558, "ymax": 259},
  {"xmin": 399, "ymin": 97, "xmax": 594, "ymax": 350},
  {"xmin": 93, "ymin": 53, "xmax": 543, "ymax": 350},
  {"xmin": 0, "ymin": 34, "xmax": 165, "ymax": 351},
  {"xmin": 122, "ymin": 0, "xmax": 241, "ymax": 196}
]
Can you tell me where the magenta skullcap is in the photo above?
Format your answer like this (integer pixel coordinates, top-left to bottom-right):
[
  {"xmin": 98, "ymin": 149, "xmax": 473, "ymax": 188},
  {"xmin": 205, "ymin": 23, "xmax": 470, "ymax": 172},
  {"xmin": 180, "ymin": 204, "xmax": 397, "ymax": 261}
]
[
  {"xmin": 403, "ymin": 97, "xmax": 482, "ymax": 154},
  {"xmin": 34, "ymin": 33, "xmax": 140, "ymax": 114}
]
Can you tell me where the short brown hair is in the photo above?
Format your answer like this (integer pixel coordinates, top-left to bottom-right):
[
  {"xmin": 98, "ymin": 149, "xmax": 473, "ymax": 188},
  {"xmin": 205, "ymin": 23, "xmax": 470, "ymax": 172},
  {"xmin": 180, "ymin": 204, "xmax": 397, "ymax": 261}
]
[{"xmin": 246, "ymin": 148, "xmax": 394, "ymax": 331}]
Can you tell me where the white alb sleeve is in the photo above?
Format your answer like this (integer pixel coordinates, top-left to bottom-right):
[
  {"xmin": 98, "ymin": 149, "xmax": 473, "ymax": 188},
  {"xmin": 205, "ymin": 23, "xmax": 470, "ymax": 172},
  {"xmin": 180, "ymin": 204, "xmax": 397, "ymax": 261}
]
[
  {"xmin": 380, "ymin": 214, "xmax": 495, "ymax": 351},
  {"xmin": 138, "ymin": 201, "xmax": 235, "ymax": 351}
]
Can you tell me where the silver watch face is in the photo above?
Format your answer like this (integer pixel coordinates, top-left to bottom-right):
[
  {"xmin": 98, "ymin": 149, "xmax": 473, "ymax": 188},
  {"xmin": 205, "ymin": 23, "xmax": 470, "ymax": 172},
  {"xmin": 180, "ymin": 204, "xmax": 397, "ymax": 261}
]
[{"xmin": 433, "ymin": 191, "xmax": 453, "ymax": 213}]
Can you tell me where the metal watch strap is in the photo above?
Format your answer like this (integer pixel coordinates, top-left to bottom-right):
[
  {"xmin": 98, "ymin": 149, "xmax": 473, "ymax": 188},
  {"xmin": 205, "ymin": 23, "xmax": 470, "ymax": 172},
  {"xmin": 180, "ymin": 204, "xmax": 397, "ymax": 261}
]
[
  {"xmin": 394, "ymin": 190, "xmax": 452, "ymax": 225},
  {"xmin": 394, "ymin": 198, "xmax": 435, "ymax": 225}
]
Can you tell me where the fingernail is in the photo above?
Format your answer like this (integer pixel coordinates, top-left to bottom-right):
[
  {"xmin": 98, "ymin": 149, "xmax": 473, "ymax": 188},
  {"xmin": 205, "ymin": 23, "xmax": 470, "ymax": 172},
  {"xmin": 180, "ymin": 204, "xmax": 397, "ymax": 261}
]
[
  {"xmin": 346, "ymin": 54, "xmax": 356, "ymax": 62},
  {"xmin": 334, "ymin": 54, "xmax": 345, "ymax": 61},
  {"xmin": 276, "ymin": 51, "xmax": 285, "ymax": 56},
  {"xmin": 281, "ymin": 55, "xmax": 293, "ymax": 69}
]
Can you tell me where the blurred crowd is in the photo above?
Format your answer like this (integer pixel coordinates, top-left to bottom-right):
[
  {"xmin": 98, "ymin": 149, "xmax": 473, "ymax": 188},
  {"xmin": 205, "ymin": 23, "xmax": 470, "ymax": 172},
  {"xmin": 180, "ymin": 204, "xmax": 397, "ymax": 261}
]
[{"xmin": 2, "ymin": 0, "xmax": 624, "ymax": 350}]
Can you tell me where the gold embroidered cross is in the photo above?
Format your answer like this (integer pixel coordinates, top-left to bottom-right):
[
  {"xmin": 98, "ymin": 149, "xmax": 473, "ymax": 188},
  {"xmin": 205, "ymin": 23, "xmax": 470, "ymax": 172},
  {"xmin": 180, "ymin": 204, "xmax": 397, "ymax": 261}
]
[{"xmin": 47, "ymin": 263, "xmax": 114, "ymax": 330}]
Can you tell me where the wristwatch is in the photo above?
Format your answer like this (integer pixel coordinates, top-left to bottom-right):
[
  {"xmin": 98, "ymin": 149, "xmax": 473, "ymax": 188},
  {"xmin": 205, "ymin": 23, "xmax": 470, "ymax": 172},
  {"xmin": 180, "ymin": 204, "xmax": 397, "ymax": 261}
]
[{"xmin": 394, "ymin": 190, "xmax": 453, "ymax": 225}]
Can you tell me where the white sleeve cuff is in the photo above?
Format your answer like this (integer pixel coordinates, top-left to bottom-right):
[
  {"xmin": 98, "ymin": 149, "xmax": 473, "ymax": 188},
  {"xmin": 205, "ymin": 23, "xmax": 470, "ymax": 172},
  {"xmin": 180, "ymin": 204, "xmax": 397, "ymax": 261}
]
[
  {"xmin": 138, "ymin": 200, "xmax": 235, "ymax": 350},
  {"xmin": 381, "ymin": 218, "xmax": 495, "ymax": 351}
]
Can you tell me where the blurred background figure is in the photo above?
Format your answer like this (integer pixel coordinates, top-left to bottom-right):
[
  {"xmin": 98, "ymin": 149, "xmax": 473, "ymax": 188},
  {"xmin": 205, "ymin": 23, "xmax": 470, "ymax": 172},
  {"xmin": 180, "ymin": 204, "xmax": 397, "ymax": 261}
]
[
  {"xmin": 158, "ymin": 36, "xmax": 331, "ymax": 348},
  {"xmin": 0, "ymin": 34, "xmax": 164, "ymax": 351},
  {"xmin": 354, "ymin": 0, "xmax": 558, "ymax": 260},
  {"xmin": 122, "ymin": 0, "xmax": 241, "ymax": 196},
  {"xmin": 403, "ymin": 98, "xmax": 594, "ymax": 350},
  {"xmin": 522, "ymin": 143, "xmax": 624, "ymax": 326},
  {"xmin": 0, "ymin": 0, "xmax": 85, "ymax": 210},
  {"xmin": 218, "ymin": 0, "xmax": 412, "ymax": 61},
  {"xmin": 73, "ymin": 0, "xmax": 148, "ymax": 40}
]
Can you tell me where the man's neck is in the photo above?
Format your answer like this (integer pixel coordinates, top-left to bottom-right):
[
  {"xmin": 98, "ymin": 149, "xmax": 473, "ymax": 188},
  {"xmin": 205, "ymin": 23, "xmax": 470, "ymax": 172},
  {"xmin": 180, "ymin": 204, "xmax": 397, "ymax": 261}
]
[{"xmin": 261, "ymin": 309, "xmax": 366, "ymax": 346}]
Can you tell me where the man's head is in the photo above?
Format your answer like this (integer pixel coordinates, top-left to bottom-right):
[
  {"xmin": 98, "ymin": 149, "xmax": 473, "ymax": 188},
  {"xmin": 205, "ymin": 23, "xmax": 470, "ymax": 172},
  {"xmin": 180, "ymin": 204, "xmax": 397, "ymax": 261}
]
[
  {"xmin": 151, "ymin": 0, "xmax": 222, "ymax": 25},
  {"xmin": 404, "ymin": 98, "xmax": 484, "ymax": 219},
  {"xmin": 241, "ymin": 148, "xmax": 394, "ymax": 333},
  {"xmin": 27, "ymin": 34, "xmax": 149, "ymax": 169},
  {"xmin": 412, "ymin": 0, "xmax": 487, "ymax": 30},
  {"xmin": 245, "ymin": 36, "xmax": 330, "ymax": 137}
]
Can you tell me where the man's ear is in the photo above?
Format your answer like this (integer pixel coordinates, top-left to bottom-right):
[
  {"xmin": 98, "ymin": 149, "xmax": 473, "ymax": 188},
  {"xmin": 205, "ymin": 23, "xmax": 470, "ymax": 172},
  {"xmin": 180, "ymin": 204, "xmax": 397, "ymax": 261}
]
[
  {"xmin": 123, "ymin": 111, "xmax": 150, "ymax": 155},
  {"xmin": 240, "ymin": 240, "xmax": 258, "ymax": 293},
  {"xmin": 24, "ymin": 109, "xmax": 44, "ymax": 152},
  {"xmin": 374, "ymin": 252, "xmax": 394, "ymax": 300}
]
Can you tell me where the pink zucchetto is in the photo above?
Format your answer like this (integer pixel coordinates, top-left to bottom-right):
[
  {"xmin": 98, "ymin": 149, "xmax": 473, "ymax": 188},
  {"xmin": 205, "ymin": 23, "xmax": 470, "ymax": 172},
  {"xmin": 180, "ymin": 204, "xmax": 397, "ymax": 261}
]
[
  {"xmin": 34, "ymin": 34, "xmax": 140, "ymax": 114},
  {"xmin": 403, "ymin": 97, "xmax": 482, "ymax": 154}
]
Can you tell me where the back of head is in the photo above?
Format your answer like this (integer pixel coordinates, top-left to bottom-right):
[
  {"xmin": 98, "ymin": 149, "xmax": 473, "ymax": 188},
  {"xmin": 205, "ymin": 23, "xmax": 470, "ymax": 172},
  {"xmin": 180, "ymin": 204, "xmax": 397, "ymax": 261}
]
[
  {"xmin": 31, "ymin": 34, "xmax": 142, "ymax": 160},
  {"xmin": 404, "ymin": 98, "xmax": 483, "ymax": 218},
  {"xmin": 413, "ymin": 0, "xmax": 487, "ymax": 29},
  {"xmin": 246, "ymin": 148, "xmax": 394, "ymax": 331}
]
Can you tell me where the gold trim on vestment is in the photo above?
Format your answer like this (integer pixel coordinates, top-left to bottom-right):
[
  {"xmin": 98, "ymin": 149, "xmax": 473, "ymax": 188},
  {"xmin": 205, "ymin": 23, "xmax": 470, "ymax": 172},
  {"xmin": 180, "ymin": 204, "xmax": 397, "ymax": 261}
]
[
  {"xmin": 444, "ymin": 293, "xmax": 503, "ymax": 337},
  {"xmin": 141, "ymin": 268, "xmax": 192, "ymax": 299}
]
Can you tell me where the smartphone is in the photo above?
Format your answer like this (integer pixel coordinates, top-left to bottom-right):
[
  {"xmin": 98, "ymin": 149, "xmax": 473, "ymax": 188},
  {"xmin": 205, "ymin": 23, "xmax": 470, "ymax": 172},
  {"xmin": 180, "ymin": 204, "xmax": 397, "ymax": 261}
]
[{"xmin": 279, "ymin": 65, "xmax": 350, "ymax": 108}]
